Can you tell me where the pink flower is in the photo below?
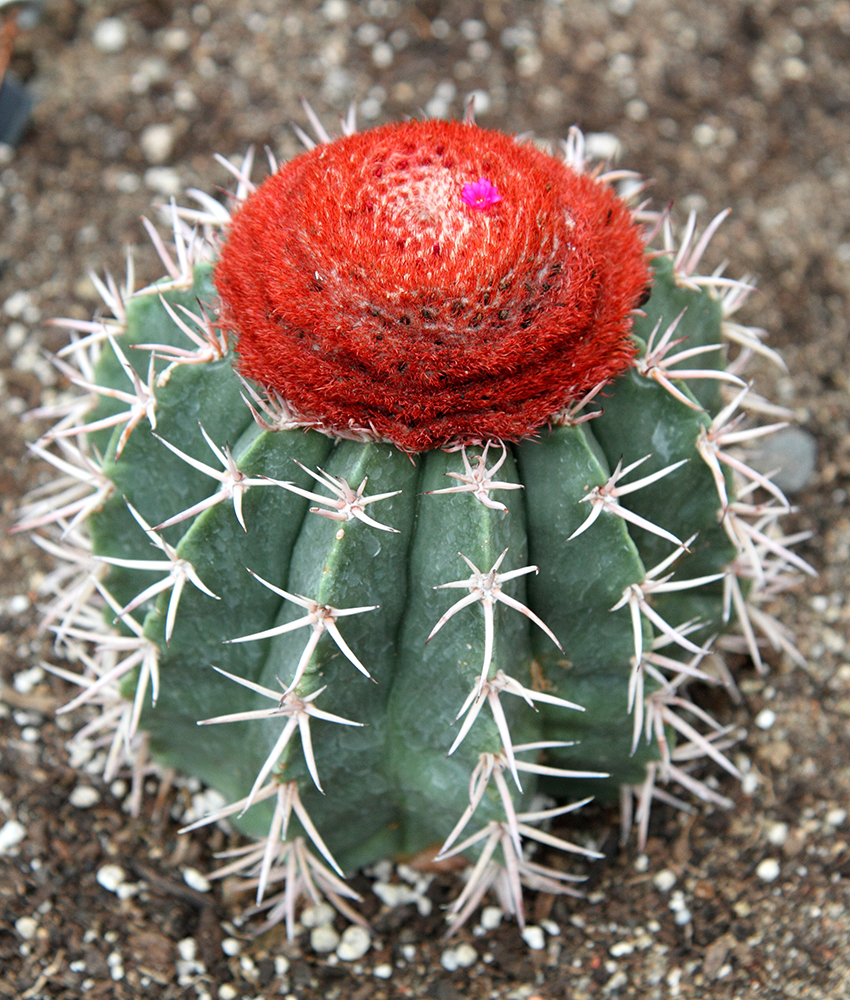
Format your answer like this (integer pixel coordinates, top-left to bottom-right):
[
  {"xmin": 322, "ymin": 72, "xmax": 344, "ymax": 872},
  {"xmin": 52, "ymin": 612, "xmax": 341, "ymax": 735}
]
[{"xmin": 461, "ymin": 176, "xmax": 502, "ymax": 210}]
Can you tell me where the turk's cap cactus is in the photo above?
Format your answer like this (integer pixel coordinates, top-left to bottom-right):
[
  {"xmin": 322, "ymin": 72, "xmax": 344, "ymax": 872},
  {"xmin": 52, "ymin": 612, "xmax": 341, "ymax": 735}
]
[{"xmin": 15, "ymin": 104, "xmax": 812, "ymax": 942}]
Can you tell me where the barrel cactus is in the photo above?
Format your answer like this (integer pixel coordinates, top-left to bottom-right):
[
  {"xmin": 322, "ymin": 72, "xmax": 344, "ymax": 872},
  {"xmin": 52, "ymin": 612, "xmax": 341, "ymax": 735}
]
[{"xmin": 19, "ymin": 108, "xmax": 809, "ymax": 938}]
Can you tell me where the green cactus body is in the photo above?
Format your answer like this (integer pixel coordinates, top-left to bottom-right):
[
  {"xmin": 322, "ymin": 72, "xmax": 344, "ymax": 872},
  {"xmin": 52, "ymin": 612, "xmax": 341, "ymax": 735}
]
[{"xmin": 22, "ymin": 116, "xmax": 808, "ymax": 936}]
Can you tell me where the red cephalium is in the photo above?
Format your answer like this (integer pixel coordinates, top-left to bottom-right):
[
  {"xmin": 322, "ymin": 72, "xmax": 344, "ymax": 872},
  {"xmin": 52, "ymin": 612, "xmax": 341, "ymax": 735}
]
[{"xmin": 215, "ymin": 120, "xmax": 651, "ymax": 452}]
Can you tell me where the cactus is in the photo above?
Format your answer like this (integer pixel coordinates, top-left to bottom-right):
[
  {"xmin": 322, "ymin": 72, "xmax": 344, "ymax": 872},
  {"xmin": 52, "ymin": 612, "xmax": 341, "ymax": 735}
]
[{"xmin": 18, "ymin": 111, "xmax": 809, "ymax": 938}]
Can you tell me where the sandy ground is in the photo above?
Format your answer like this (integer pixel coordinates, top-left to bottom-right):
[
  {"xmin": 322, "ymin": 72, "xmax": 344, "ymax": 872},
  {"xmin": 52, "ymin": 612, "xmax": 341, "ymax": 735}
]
[{"xmin": 2, "ymin": 1, "xmax": 850, "ymax": 997}]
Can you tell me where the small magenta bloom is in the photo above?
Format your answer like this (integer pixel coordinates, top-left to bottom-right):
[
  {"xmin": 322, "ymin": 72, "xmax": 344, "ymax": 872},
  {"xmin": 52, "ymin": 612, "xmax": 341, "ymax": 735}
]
[
  {"xmin": 216, "ymin": 119, "xmax": 650, "ymax": 452},
  {"xmin": 461, "ymin": 176, "xmax": 502, "ymax": 210}
]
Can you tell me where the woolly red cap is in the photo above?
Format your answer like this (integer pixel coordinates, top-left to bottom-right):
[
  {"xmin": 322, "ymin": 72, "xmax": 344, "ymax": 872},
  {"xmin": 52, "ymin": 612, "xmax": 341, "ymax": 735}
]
[{"xmin": 215, "ymin": 119, "xmax": 650, "ymax": 452}]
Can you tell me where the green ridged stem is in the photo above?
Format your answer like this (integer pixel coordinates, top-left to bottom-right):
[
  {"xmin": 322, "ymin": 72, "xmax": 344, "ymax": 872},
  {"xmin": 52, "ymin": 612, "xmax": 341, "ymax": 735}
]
[{"xmin": 81, "ymin": 255, "xmax": 738, "ymax": 875}]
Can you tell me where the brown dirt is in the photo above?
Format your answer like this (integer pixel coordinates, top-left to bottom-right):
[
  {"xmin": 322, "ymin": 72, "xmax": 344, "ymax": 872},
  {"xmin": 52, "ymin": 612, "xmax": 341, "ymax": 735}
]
[{"xmin": 2, "ymin": 1, "xmax": 849, "ymax": 998}]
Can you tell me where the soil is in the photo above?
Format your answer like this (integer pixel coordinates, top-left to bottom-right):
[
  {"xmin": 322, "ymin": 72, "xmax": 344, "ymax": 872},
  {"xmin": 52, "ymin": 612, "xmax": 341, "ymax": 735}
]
[{"xmin": 2, "ymin": 1, "xmax": 850, "ymax": 998}]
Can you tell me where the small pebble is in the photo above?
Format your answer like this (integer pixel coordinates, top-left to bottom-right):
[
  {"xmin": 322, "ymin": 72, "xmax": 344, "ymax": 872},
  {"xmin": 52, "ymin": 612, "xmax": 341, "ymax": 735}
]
[
  {"xmin": 585, "ymin": 132, "xmax": 622, "ymax": 162},
  {"xmin": 373, "ymin": 963, "xmax": 393, "ymax": 979},
  {"xmin": 144, "ymin": 167, "xmax": 182, "ymax": 196},
  {"xmin": 742, "ymin": 771, "xmax": 760, "ymax": 794},
  {"xmin": 311, "ymin": 924, "xmax": 340, "ymax": 954},
  {"xmin": 322, "ymin": 0, "xmax": 348, "ymax": 22},
  {"xmin": 177, "ymin": 938, "xmax": 197, "ymax": 962},
  {"xmin": 766, "ymin": 821, "xmax": 789, "ymax": 846},
  {"xmin": 480, "ymin": 905, "xmax": 502, "ymax": 930},
  {"xmin": 521, "ymin": 925, "xmax": 546, "ymax": 951},
  {"xmin": 140, "ymin": 124, "xmax": 176, "ymax": 165},
  {"xmin": 336, "ymin": 925, "xmax": 371, "ymax": 961},
  {"xmin": 301, "ymin": 903, "xmax": 335, "ymax": 928},
  {"xmin": 440, "ymin": 947, "xmax": 461, "ymax": 971},
  {"xmin": 453, "ymin": 943, "xmax": 478, "ymax": 968},
  {"xmin": 69, "ymin": 785, "xmax": 101, "ymax": 809},
  {"xmin": 610, "ymin": 941, "xmax": 635, "ymax": 957},
  {"xmin": 826, "ymin": 808, "xmax": 847, "ymax": 827},
  {"xmin": 755, "ymin": 708, "xmax": 777, "ymax": 730},
  {"xmin": 756, "ymin": 857, "xmax": 781, "ymax": 882},
  {"xmin": 653, "ymin": 869, "xmax": 677, "ymax": 892},
  {"xmin": 669, "ymin": 890, "xmax": 687, "ymax": 910},
  {"xmin": 92, "ymin": 18, "xmax": 128, "ymax": 53},
  {"xmin": 15, "ymin": 916, "xmax": 38, "ymax": 940},
  {"xmin": 221, "ymin": 938, "xmax": 241, "ymax": 956},
  {"xmin": 13, "ymin": 665, "xmax": 43, "ymax": 694},
  {"xmin": 0, "ymin": 819, "xmax": 26, "ymax": 854},
  {"xmin": 183, "ymin": 868, "xmax": 211, "ymax": 892},
  {"xmin": 96, "ymin": 864, "xmax": 126, "ymax": 893}
]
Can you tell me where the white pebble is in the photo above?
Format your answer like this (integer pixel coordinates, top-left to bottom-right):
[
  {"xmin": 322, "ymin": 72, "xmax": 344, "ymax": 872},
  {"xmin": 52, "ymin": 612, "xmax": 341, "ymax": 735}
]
[
  {"xmin": 140, "ymin": 124, "xmax": 176, "ymax": 165},
  {"xmin": 756, "ymin": 858, "xmax": 781, "ymax": 882},
  {"xmin": 755, "ymin": 708, "xmax": 776, "ymax": 730},
  {"xmin": 70, "ymin": 785, "xmax": 101, "ymax": 809},
  {"xmin": 336, "ymin": 925, "xmax": 371, "ymax": 961},
  {"xmin": 653, "ymin": 869, "xmax": 677, "ymax": 892},
  {"xmin": 742, "ymin": 771, "xmax": 760, "ymax": 795},
  {"xmin": 15, "ymin": 916, "xmax": 38, "ymax": 940},
  {"xmin": 585, "ymin": 132, "xmax": 622, "ymax": 162},
  {"xmin": 480, "ymin": 905, "xmax": 502, "ymax": 930},
  {"xmin": 604, "ymin": 970, "xmax": 629, "ymax": 991},
  {"xmin": 177, "ymin": 938, "xmax": 197, "ymax": 962},
  {"xmin": 311, "ymin": 924, "xmax": 340, "ymax": 954},
  {"xmin": 453, "ymin": 942, "xmax": 478, "ymax": 968},
  {"xmin": 610, "ymin": 940, "xmax": 635, "ymax": 957},
  {"xmin": 161, "ymin": 28, "xmax": 191, "ymax": 52},
  {"xmin": 218, "ymin": 986, "xmax": 238, "ymax": 1000},
  {"xmin": 766, "ymin": 821, "xmax": 789, "ymax": 846},
  {"xmin": 221, "ymin": 938, "xmax": 241, "ymax": 956},
  {"xmin": 521, "ymin": 925, "xmax": 546, "ymax": 950},
  {"xmin": 440, "ymin": 948, "xmax": 460, "ymax": 971},
  {"xmin": 373, "ymin": 964, "xmax": 393, "ymax": 979},
  {"xmin": 2, "ymin": 291, "xmax": 34, "ymax": 319},
  {"xmin": 372, "ymin": 41, "xmax": 394, "ymax": 68},
  {"xmin": 144, "ymin": 167, "xmax": 182, "ymax": 196},
  {"xmin": 826, "ymin": 808, "xmax": 847, "ymax": 827},
  {"xmin": 0, "ymin": 819, "xmax": 26, "ymax": 854},
  {"xmin": 322, "ymin": 0, "xmax": 348, "ymax": 23},
  {"xmin": 96, "ymin": 864, "xmax": 126, "ymax": 893},
  {"xmin": 183, "ymin": 868, "xmax": 211, "ymax": 892},
  {"xmin": 301, "ymin": 903, "xmax": 335, "ymax": 928},
  {"xmin": 93, "ymin": 18, "xmax": 128, "ymax": 53},
  {"xmin": 668, "ymin": 890, "xmax": 687, "ymax": 912},
  {"xmin": 13, "ymin": 665, "xmax": 43, "ymax": 694}
]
